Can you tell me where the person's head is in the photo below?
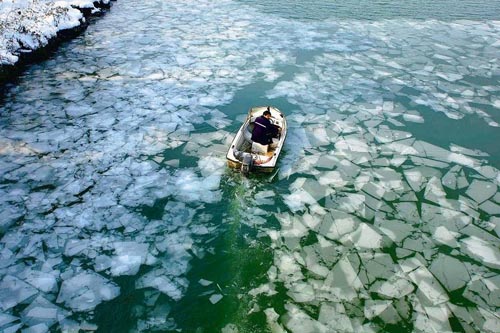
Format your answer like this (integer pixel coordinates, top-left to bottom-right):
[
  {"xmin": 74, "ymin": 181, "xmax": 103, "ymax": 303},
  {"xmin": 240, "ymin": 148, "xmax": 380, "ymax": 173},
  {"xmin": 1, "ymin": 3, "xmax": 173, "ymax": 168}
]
[{"xmin": 263, "ymin": 110, "xmax": 271, "ymax": 118}]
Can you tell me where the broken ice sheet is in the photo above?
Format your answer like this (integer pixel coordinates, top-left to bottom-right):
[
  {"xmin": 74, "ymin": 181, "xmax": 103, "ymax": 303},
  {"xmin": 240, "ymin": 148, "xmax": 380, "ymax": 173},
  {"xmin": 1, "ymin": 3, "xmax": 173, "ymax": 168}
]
[
  {"xmin": 209, "ymin": 294, "xmax": 223, "ymax": 304},
  {"xmin": 136, "ymin": 268, "xmax": 188, "ymax": 301},
  {"xmin": 22, "ymin": 295, "xmax": 69, "ymax": 328},
  {"xmin": 321, "ymin": 256, "xmax": 364, "ymax": 302},
  {"xmin": 0, "ymin": 275, "xmax": 38, "ymax": 311},
  {"xmin": 318, "ymin": 210, "xmax": 359, "ymax": 241},
  {"xmin": 109, "ymin": 241, "xmax": 150, "ymax": 276},
  {"xmin": 375, "ymin": 217, "xmax": 416, "ymax": 244},
  {"xmin": 282, "ymin": 303, "xmax": 328, "ymax": 333},
  {"xmin": 373, "ymin": 273, "xmax": 415, "ymax": 299},
  {"xmin": 341, "ymin": 223, "xmax": 383, "ymax": 249},
  {"xmin": 460, "ymin": 236, "xmax": 500, "ymax": 270},
  {"xmin": 400, "ymin": 257, "xmax": 449, "ymax": 305},
  {"xmin": 56, "ymin": 271, "xmax": 120, "ymax": 312},
  {"xmin": 465, "ymin": 180, "xmax": 497, "ymax": 204},
  {"xmin": 432, "ymin": 226, "xmax": 459, "ymax": 248},
  {"xmin": 429, "ymin": 254, "xmax": 470, "ymax": 291}
]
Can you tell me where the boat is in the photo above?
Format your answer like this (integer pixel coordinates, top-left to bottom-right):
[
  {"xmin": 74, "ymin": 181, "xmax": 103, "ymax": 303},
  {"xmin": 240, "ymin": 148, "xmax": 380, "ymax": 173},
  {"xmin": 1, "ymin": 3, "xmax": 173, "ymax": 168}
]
[{"xmin": 226, "ymin": 106, "xmax": 287, "ymax": 175}]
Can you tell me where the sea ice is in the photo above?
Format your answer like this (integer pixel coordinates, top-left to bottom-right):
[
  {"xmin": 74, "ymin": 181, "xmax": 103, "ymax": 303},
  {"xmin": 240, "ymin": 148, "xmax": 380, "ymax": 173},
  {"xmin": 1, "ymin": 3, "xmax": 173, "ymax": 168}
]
[
  {"xmin": 0, "ymin": 313, "xmax": 19, "ymax": 328},
  {"xmin": 432, "ymin": 226, "xmax": 459, "ymax": 248},
  {"xmin": 342, "ymin": 223, "xmax": 383, "ymax": 249},
  {"xmin": 136, "ymin": 268, "xmax": 188, "ymax": 301},
  {"xmin": 373, "ymin": 273, "xmax": 415, "ymax": 299},
  {"xmin": 318, "ymin": 211, "xmax": 359, "ymax": 241},
  {"xmin": 461, "ymin": 236, "xmax": 500, "ymax": 269},
  {"xmin": 209, "ymin": 294, "xmax": 223, "ymax": 304},
  {"xmin": 429, "ymin": 254, "xmax": 470, "ymax": 291},
  {"xmin": 321, "ymin": 256, "xmax": 364, "ymax": 302},
  {"xmin": 264, "ymin": 308, "xmax": 287, "ymax": 333},
  {"xmin": 109, "ymin": 242, "xmax": 149, "ymax": 276},
  {"xmin": 463, "ymin": 274, "xmax": 500, "ymax": 309},
  {"xmin": 282, "ymin": 303, "xmax": 328, "ymax": 333},
  {"xmin": 0, "ymin": 275, "xmax": 38, "ymax": 311},
  {"xmin": 465, "ymin": 180, "xmax": 497, "ymax": 204},
  {"xmin": 376, "ymin": 218, "xmax": 415, "ymax": 244},
  {"xmin": 56, "ymin": 271, "xmax": 120, "ymax": 311}
]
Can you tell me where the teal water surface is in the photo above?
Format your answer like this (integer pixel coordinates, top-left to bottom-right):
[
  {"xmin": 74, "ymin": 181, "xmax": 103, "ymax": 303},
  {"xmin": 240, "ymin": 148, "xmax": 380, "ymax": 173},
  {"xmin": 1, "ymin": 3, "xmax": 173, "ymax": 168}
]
[{"xmin": 0, "ymin": 0, "xmax": 499, "ymax": 332}]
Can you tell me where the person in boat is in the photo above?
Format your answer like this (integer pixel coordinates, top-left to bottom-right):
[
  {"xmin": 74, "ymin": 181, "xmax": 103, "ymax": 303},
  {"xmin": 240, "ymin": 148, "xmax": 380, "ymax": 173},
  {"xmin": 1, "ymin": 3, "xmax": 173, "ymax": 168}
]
[{"xmin": 251, "ymin": 108, "xmax": 279, "ymax": 145}]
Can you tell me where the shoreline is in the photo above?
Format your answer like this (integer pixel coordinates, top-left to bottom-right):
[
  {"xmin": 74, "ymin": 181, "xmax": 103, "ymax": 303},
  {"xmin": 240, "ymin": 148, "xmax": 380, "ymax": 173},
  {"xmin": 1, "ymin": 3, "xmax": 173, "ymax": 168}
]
[{"xmin": 0, "ymin": 0, "xmax": 115, "ymax": 86}]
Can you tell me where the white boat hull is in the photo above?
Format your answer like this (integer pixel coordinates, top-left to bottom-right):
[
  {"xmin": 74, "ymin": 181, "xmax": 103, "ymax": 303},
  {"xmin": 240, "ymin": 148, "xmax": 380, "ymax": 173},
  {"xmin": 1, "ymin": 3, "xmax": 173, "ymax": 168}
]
[{"xmin": 226, "ymin": 106, "xmax": 287, "ymax": 173}]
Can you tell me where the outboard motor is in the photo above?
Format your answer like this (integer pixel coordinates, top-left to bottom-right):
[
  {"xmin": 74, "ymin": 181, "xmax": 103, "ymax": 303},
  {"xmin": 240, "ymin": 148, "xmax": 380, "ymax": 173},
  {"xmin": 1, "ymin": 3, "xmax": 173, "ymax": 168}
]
[{"xmin": 233, "ymin": 149, "xmax": 254, "ymax": 176}]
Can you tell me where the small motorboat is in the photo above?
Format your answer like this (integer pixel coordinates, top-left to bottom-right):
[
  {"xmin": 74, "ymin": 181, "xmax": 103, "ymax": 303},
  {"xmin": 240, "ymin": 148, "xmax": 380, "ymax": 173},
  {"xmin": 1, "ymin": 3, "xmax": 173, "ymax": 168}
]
[{"xmin": 226, "ymin": 106, "xmax": 287, "ymax": 175}]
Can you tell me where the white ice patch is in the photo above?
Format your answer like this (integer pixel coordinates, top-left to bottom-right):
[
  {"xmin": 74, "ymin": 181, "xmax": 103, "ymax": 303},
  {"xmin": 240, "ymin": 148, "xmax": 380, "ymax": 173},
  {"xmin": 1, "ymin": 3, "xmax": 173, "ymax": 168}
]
[
  {"xmin": 110, "ymin": 242, "xmax": 149, "ymax": 276},
  {"xmin": 0, "ymin": 275, "xmax": 38, "ymax": 311},
  {"xmin": 136, "ymin": 268, "xmax": 188, "ymax": 301},
  {"xmin": 341, "ymin": 223, "xmax": 383, "ymax": 249},
  {"xmin": 465, "ymin": 180, "xmax": 497, "ymax": 204},
  {"xmin": 56, "ymin": 271, "xmax": 120, "ymax": 312},
  {"xmin": 461, "ymin": 236, "xmax": 500, "ymax": 269}
]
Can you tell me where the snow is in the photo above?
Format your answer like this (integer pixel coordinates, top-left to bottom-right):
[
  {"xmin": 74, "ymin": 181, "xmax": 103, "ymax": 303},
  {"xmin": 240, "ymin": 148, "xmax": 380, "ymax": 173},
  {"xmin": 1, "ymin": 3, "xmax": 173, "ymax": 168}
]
[{"xmin": 0, "ymin": 0, "xmax": 104, "ymax": 65}]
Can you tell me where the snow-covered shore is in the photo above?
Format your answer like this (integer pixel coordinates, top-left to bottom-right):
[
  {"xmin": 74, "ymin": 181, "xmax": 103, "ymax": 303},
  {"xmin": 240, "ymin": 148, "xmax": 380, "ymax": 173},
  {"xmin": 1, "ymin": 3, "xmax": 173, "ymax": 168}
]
[{"xmin": 0, "ymin": 0, "xmax": 114, "ymax": 83}]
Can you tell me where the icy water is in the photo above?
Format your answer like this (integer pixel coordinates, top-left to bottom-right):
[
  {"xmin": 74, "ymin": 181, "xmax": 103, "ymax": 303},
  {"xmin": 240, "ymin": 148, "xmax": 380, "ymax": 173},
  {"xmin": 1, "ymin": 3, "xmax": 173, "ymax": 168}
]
[{"xmin": 1, "ymin": 0, "xmax": 500, "ymax": 332}]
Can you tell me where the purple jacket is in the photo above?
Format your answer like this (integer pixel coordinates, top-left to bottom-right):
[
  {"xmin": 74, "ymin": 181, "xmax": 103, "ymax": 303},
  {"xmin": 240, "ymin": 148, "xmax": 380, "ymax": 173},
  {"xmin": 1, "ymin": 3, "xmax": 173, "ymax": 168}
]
[{"xmin": 251, "ymin": 116, "xmax": 277, "ymax": 145}]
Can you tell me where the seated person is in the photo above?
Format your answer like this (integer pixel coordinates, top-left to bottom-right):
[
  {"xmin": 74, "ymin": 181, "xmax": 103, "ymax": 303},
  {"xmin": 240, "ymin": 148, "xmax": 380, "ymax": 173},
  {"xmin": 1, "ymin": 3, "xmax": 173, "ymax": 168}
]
[{"xmin": 251, "ymin": 108, "xmax": 279, "ymax": 145}]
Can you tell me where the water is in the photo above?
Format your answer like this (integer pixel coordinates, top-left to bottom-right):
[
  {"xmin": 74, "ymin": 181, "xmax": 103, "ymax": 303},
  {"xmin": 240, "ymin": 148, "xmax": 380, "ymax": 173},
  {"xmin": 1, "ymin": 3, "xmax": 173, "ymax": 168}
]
[{"xmin": 0, "ymin": 0, "xmax": 499, "ymax": 332}]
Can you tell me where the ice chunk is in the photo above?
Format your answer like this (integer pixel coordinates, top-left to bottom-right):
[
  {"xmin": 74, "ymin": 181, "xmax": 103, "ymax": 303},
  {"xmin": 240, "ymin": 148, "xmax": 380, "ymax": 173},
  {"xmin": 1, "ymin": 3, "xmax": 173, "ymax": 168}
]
[
  {"xmin": 335, "ymin": 136, "xmax": 372, "ymax": 153},
  {"xmin": 17, "ymin": 269, "xmax": 57, "ymax": 294},
  {"xmin": 317, "ymin": 171, "xmax": 348, "ymax": 188},
  {"xmin": 394, "ymin": 202, "xmax": 420, "ymax": 223},
  {"xmin": 109, "ymin": 242, "xmax": 149, "ymax": 276},
  {"xmin": 429, "ymin": 254, "xmax": 470, "ymax": 291},
  {"xmin": 56, "ymin": 271, "xmax": 120, "ymax": 311},
  {"xmin": 322, "ymin": 256, "xmax": 364, "ymax": 301},
  {"xmin": 479, "ymin": 200, "xmax": 500, "ymax": 215},
  {"xmin": 441, "ymin": 165, "xmax": 461, "ymax": 189},
  {"xmin": 342, "ymin": 223, "xmax": 383, "ymax": 249},
  {"xmin": 282, "ymin": 303, "xmax": 328, "ymax": 333},
  {"xmin": 22, "ymin": 295, "xmax": 68, "ymax": 328},
  {"xmin": 400, "ymin": 258, "xmax": 449, "ymax": 305},
  {"xmin": 464, "ymin": 275, "xmax": 500, "ymax": 310},
  {"xmin": 337, "ymin": 193, "xmax": 366, "ymax": 215},
  {"xmin": 404, "ymin": 167, "xmax": 441, "ymax": 193},
  {"xmin": 478, "ymin": 307, "xmax": 500, "ymax": 333},
  {"xmin": 276, "ymin": 252, "xmax": 304, "ymax": 283},
  {"xmin": 136, "ymin": 269, "xmax": 188, "ymax": 301},
  {"xmin": 374, "ymin": 274, "xmax": 414, "ymax": 299},
  {"xmin": 0, "ymin": 313, "xmax": 19, "ymax": 327},
  {"xmin": 364, "ymin": 300, "xmax": 392, "ymax": 319},
  {"xmin": 63, "ymin": 239, "xmax": 91, "ymax": 257},
  {"xmin": 288, "ymin": 282, "xmax": 315, "ymax": 302},
  {"xmin": 376, "ymin": 218, "xmax": 415, "ymax": 244},
  {"xmin": 461, "ymin": 236, "xmax": 500, "ymax": 269},
  {"xmin": 424, "ymin": 176, "xmax": 447, "ymax": 203},
  {"xmin": 209, "ymin": 294, "xmax": 223, "ymax": 304},
  {"xmin": 318, "ymin": 303, "xmax": 353, "ymax": 332},
  {"xmin": 264, "ymin": 308, "xmax": 287, "ymax": 333},
  {"xmin": 318, "ymin": 211, "xmax": 359, "ymax": 241},
  {"xmin": 198, "ymin": 279, "xmax": 213, "ymax": 287},
  {"xmin": 283, "ymin": 188, "xmax": 317, "ymax": 212},
  {"xmin": 465, "ymin": 180, "xmax": 498, "ymax": 203},
  {"xmin": 0, "ymin": 275, "xmax": 38, "ymax": 311},
  {"xmin": 432, "ymin": 226, "xmax": 459, "ymax": 248},
  {"xmin": 21, "ymin": 323, "xmax": 49, "ymax": 333},
  {"xmin": 403, "ymin": 112, "xmax": 424, "ymax": 123}
]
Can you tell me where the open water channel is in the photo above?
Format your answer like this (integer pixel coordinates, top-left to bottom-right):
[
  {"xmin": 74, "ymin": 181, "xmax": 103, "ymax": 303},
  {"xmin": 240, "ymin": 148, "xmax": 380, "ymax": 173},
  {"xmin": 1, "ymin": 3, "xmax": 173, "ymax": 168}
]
[{"xmin": 0, "ymin": 0, "xmax": 499, "ymax": 332}]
